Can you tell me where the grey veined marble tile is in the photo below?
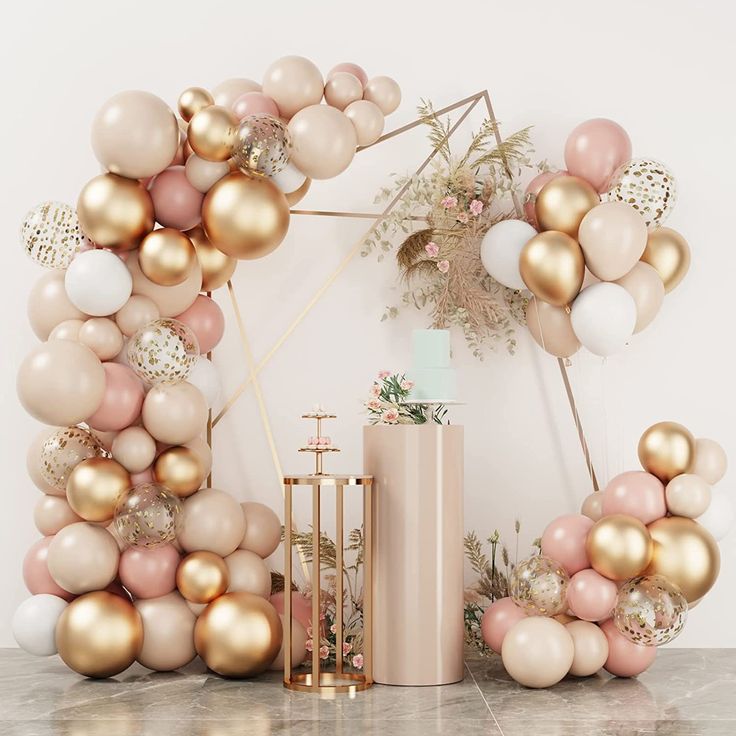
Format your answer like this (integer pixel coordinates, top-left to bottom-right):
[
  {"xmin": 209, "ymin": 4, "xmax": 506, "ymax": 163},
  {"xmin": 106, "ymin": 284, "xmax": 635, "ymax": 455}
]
[{"xmin": 495, "ymin": 720, "xmax": 736, "ymax": 736}]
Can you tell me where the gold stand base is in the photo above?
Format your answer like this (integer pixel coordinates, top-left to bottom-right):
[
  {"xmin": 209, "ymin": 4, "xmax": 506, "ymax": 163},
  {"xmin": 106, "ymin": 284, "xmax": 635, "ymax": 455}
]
[{"xmin": 283, "ymin": 671, "xmax": 372, "ymax": 695}]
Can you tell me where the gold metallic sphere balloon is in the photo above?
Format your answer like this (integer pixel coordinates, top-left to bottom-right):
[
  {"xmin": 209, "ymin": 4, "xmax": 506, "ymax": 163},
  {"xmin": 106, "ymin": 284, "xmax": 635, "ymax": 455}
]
[
  {"xmin": 187, "ymin": 105, "xmax": 238, "ymax": 162},
  {"xmin": 641, "ymin": 227, "xmax": 691, "ymax": 293},
  {"xmin": 178, "ymin": 86, "xmax": 214, "ymax": 123},
  {"xmin": 586, "ymin": 514, "xmax": 653, "ymax": 581},
  {"xmin": 285, "ymin": 177, "xmax": 312, "ymax": 206},
  {"xmin": 154, "ymin": 445, "xmax": 206, "ymax": 498},
  {"xmin": 177, "ymin": 550, "xmax": 229, "ymax": 603},
  {"xmin": 138, "ymin": 229, "xmax": 196, "ymax": 286},
  {"xmin": 186, "ymin": 225, "xmax": 236, "ymax": 290},
  {"xmin": 535, "ymin": 175, "xmax": 600, "ymax": 236},
  {"xmin": 202, "ymin": 173, "xmax": 290, "ymax": 260},
  {"xmin": 77, "ymin": 173, "xmax": 154, "ymax": 250},
  {"xmin": 638, "ymin": 421, "xmax": 695, "ymax": 483},
  {"xmin": 194, "ymin": 592, "xmax": 282, "ymax": 677},
  {"xmin": 519, "ymin": 231, "xmax": 585, "ymax": 306},
  {"xmin": 56, "ymin": 591, "xmax": 143, "ymax": 678},
  {"xmin": 646, "ymin": 517, "xmax": 720, "ymax": 603},
  {"xmin": 66, "ymin": 457, "xmax": 131, "ymax": 522}
]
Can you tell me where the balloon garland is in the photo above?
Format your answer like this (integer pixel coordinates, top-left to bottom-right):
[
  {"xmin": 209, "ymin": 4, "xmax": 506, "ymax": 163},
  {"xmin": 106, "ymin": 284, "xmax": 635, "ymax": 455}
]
[
  {"xmin": 15, "ymin": 57, "xmax": 400, "ymax": 678},
  {"xmin": 482, "ymin": 421, "xmax": 729, "ymax": 688}
]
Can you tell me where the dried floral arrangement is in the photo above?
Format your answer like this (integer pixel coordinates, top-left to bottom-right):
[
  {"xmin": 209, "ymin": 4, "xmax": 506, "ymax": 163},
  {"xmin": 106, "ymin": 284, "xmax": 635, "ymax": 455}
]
[
  {"xmin": 362, "ymin": 101, "xmax": 541, "ymax": 357},
  {"xmin": 364, "ymin": 371, "xmax": 448, "ymax": 425}
]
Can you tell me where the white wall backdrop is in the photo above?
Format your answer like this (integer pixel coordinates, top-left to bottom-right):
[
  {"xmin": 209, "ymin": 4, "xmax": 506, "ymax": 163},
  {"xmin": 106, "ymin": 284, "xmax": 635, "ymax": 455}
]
[{"xmin": 1, "ymin": 0, "xmax": 734, "ymax": 647}]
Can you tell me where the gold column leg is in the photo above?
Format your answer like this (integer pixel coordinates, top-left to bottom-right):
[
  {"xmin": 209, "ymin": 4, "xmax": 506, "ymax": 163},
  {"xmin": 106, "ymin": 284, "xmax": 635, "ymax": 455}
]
[
  {"xmin": 311, "ymin": 483, "xmax": 321, "ymax": 687},
  {"xmin": 284, "ymin": 483, "xmax": 292, "ymax": 687},
  {"xmin": 363, "ymin": 482, "xmax": 373, "ymax": 685},
  {"xmin": 335, "ymin": 484, "xmax": 344, "ymax": 675}
]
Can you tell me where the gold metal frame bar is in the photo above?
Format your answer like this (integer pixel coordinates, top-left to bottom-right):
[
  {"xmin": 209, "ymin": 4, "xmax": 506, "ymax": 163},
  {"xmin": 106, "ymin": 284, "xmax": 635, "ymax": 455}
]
[
  {"xmin": 335, "ymin": 485, "xmax": 344, "ymax": 675},
  {"xmin": 311, "ymin": 484, "xmax": 321, "ymax": 686},
  {"xmin": 283, "ymin": 483, "xmax": 293, "ymax": 686}
]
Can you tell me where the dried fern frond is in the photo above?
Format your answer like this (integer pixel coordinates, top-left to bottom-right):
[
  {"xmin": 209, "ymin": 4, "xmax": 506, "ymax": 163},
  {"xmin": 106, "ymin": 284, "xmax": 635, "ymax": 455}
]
[
  {"xmin": 471, "ymin": 127, "xmax": 533, "ymax": 172},
  {"xmin": 464, "ymin": 531, "xmax": 490, "ymax": 578},
  {"xmin": 418, "ymin": 99, "xmax": 452, "ymax": 164},
  {"xmin": 396, "ymin": 228, "xmax": 435, "ymax": 270},
  {"xmin": 403, "ymin": 258, "xmax": 440, "ymax": 284}
]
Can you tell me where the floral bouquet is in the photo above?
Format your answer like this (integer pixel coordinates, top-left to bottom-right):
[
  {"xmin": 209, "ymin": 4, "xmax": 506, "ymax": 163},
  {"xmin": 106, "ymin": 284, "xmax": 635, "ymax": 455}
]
[{"xmin": 364, "ymin": 371, "xmax": 447, "ymax": 425}]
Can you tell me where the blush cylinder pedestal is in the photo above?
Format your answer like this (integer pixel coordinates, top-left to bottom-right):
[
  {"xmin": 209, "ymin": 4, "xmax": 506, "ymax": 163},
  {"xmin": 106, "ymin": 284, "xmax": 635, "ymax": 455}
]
[{"xmin": 363, "ymin": 424, "xmax": 464, "ymax": 686}]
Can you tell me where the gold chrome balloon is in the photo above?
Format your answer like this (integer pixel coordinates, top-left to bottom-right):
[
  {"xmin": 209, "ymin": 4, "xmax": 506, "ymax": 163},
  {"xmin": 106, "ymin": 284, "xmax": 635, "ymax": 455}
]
[
  {"xmin": 194, "ymin": 592, "xmax": 282, "ymax": 677},
  {"xmin": 186, "ymin": 225, "xmax": 236, "ymax": 290},
  {"xmin": 535, "ymin": 175, "xmax": 599, "ymax": 237},
  {"xmin": 176, "ymin": 551, "xmax": 229, "ymax": 603},
  {"xmin": 56, "ymin": 591, "xmax": 143, "ymax": 678},
  {"xmin": 638, "ymin": 421, "xmax": 695, "ymax": 483},
  {"xmin": 519, "ymin": 231, "xmax": 585, "ymax": 306},
  {"xmin": 138, "ymin": 229, "xmax": 196, "ymax": 286},
  {"xmin": 77, "ymin": 174, "xmax": 154, "ymax": 250},
  {"xmin": 586, "ymin": 514, "xmax": 653, "ymax": 581},
  {"xmin": 66, "ymin": 457, "xmax": 131, "ymax": 522},
  {"xmin": 154, "ymin": 445, "xmax": 206, "ymax": 498},
  {"xmin": 178, "ymin": 87, "xmax": 214, "ymax": 123},
  {"xmin": 285, "ymin": 177, "xmax": 311, "ymax": 206},
  {"xmin": 646, "ymin": 517, "xmax": 720, "ymax": 603},
  {"xmin": 641, "ymin": 227, "xmax": 691, "ymax": 293},
  {"xmin": 187, "ymin": 105, "xmax": 238, "ymax": 162},
  {"xmin": 202, "ymin": 173, "xmax": 290, "ymax": 260}
]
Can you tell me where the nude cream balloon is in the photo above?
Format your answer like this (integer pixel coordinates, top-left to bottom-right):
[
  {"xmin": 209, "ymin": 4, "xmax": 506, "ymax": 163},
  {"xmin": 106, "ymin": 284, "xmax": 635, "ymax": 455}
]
[
  {"xmin": 288, "ymin": 105, "xmax": 357, "ymax": 180},
  {"xmin": 187, "ymin": 105, "xmax": 238, "ymax": 162},
  {"xmin": 115, "ymin": 294, "xmax": 160, "ymax": 336},
  {"xmin": 78, "ymin": 318, "xmax": 124, "ymax": 360},
  {"xmin": 566, "ymin": 620, "xmax": 609, "ymax": 677},
  {"xmin": 344, "ymin": 100, "xmax": 385, "ymax": 147},
  {"xmin": 212, "ymin": 78, "xmax": 261, "ymax": 108},
  {"xmin": 142, "ymin": 381, "xmax": 208, "ymax": 445},
  {"xmin": 225, "ymin": 549, "xmax": 271, "ymax": 598},
  {"xmin": 28, "ymin": 271, "xmax": 87, "ymax": 340},
  {"xmin": 34, "ymin": 496, "xmax": 82, "ymax": 536},
  {"xmin": 615, "ymin": 262, "xmax": 665, "ymax": 333},
  {"xmin": 127, "ymin": 253, "xmax": 202, "ymax": 317},
  {"xmin": 178, "ymin": 488, "xmax": 246, "ymax": 556},
  {"xmin": 269, "ymin": 614, "xmax": 308, "ymax": 670},
  {"xmin": 262, "ymin": 56, "xmax": 323, "ymax": 119},
  {"xmin": 525, "ymin": 297, "xmax": 580, "ymax": 358},
  {"xmin": 363, "ymin": 75, "xmax": 402, "ymax": 115},
  {"xmin": 324, "ymin": 72, "xmax": 363, "ymax": 111},
  {"xmin": 580, "ymin": 492, "xmax": 603, "ymax": 522},
  {"xmin": 111, "ymin": 427, "xmax": 156, "ymax": 474},
  {"xmin": 239, "ymin": 501, "xmax": 281, "ymax": 558},
  {"xmin": 690, "ymin": 438, "xmax": 727, "ymax": 485},
  {"xmin": 135, "ymin": 592, "xmax": 197, "ymax": 671},
  {"xmin": 185, "ymin": 154, "xmax": 230, "ymax": 193},
  {"xmin": 665, "ymin": 474, "xmax": 711, "ymax": 518},
  {"xmin": 187, "ymin": 225, "xmax": 236, "ymax": 290},
  {"xmin": 49, "ymin": 319, "xmax": 84, "ymax": 341}
]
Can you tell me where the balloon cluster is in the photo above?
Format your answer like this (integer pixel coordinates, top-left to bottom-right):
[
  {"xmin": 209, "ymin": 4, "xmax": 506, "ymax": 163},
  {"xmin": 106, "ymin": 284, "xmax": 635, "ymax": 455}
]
[
  {"xmin": 481, "ymin": 421, "xmax": 728, "ymax": 688},
  {"xmin": 481, "ymin": 118, "xmax": 690, "ymax": 357}
]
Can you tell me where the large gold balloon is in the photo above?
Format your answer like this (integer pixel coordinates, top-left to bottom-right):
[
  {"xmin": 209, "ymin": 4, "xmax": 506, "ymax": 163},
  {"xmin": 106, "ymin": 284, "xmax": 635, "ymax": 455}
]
[
  {"xmin": 646, "ymin": 517, "xmax": 720, "ymax": 603},
  {"xmin": 519, "ymin": 231, "xmax": 585, "ymax": 306},
  {"xmin": 202, "ymin": 173, "xmax": 290, "ymax": 260},
  {"xmin": 194, "ymin": 592, "xmax": 282, "ymax": 677},
  {"xmin": 177, "ymin": 550, "xmax": 229, "ymax": 603},
  {"xmin": 138, "ymin": 229, "xmax": 196, "ymax": 286},
  {"xmin": 178, "ymin": 86, "xmax": 214, "ymax": 123},
  {"xmin": 77, "ymin": 174, "xmax": 154, "ymax": 250},
  {"xmin": 640, "ymin": 227, "xmax": 691, "ymax": 293},
  {"xmin": 154, "ymin": 445, "xmax": 206, "ymax": 498},
  {"xmin": 186, "ymin": 225, "xmax": 236, "ymax": 290},
  {"xmin": 586, "ymin": 514, "xmax": 653, "ymax": 581},
  {"xmin": 56, "ymin": 591, "xmax": 143, "ymax": 678},
  {"xmin": 535, "ymin": 175, "xmax": 599, "ymax": 236},
  {"xmin": 638, "ymin": 421, "xmax": 695, "ymax": 483},
  {"xmin": 66, "ymin": 457, "xmax": 131, "ymax": 522},
  {"xmin": 187, "ymin": 105, "xmax": 238, "ymax": 162}
]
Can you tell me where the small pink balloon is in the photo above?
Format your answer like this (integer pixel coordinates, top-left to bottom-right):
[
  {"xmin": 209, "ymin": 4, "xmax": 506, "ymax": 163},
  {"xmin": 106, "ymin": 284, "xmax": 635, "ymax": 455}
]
[
  {"xmin": 270, "ymin": 590, "xmax": 312, "ymax": 633},
  {"xmin": 600, "ymin": 619, "xmax": 656, "ymax": 677},
  {"xmin": 480, "ymin": 597, "xmax": 528, "ymax": 654},
  {"xmin": 541, "ymin": 513, "xmax": 594, "ymax": 575},
  {"xmin": 149, "ymin": 165, "xmax": 204, "ymax": 231},
  {"xmin": 130, "ymin": 467, "xmax": 154, "ymax": 485},
  {"xmin": 567, "ymin": 569, "xmax": 618, "ymax": 622},
  {"xmin": 524, "ymin": 170, "xmax": 566, "ymax": 227},
  {"xmin": 174, "ymin": 294, "xmax": 225, "ymax": 354},
  {"xmin": 232, "ymin": 92, "xmax": 280, "ymax": 120},
  {"xmin": 23, "ymin": 537, "xmax": 74, "ymax": 601},
  {"xmin": 564, "ymin": 119, "xmax": 632, "ymax": 192},
  {"xmin": 119, "ymin": 544, "xmax": 180, "ymax": 599},
  {"xmin": 87, "ymin": 363, "xmax": 145, "ymax": 432},
  {"xmin": 601, "ymin": 471, "xmax": 666, "ymax": 525},
  {"xmin": 327, "ymin": 63, "xmax": 368, "ymax": 88}
]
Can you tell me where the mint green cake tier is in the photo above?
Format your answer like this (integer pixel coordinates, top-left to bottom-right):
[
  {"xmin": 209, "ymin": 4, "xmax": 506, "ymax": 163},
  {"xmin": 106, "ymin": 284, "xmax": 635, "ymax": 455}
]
[
  {"xmin": 412, "ymin": 329, "xmax": 450, "ymax": 368},
  {"xmin": 408, "ymin": 367, "xmax": 457, "ymax": 401}
]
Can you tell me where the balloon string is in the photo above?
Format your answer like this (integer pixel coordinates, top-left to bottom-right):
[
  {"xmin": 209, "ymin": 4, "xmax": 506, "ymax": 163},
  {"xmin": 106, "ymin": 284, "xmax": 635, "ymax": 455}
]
[
  {"xmin": 533, "ymin": 299, "xmax": 548, "ymax": 354},
  {"xmin": 600, "ymin": 357, "xmax": 609, "ymax": 489}
]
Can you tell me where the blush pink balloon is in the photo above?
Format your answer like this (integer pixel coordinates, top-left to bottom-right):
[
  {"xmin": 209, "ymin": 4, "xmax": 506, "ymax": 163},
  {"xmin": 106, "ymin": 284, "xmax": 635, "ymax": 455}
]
[
  {"xmin": 270, "ymin": 590, "xmax": 312, "ymax": 632},
  {"xmin": 541, "ymin": 513, "xmax": 594, "ymax": 575},
  {"xmin": 174, "ymin": 295, "xmax": 225, "ymax": 354},
  {"xmin": 149, "ymin": 165, "xmax": 204, "ymax": 231},
  {"xmin": 480, "ymin": 597, "xmax": 528, "ymax": 654},
  {"xmin": 87, "ymin": 363, "xmax": 145, "ymax": 432},
  {"xmin": 601, "ymin": 471, "xmax": 666, "ymax": 525},
  {"xmin": 524, "ymin": 170, "xmax": 566, "ymax": 228},
  {"xmin": 232, "ymin": 92, "xmax": 280, "ymax": 120},
  {"xmin": 564, "ymin": 119, "xmax": 632, "ymax": 192},
  {"xmin": 600, "ymin": 619, "xmax": 656, "ymax": 677},
  {"xmin": 119, "ymin": 544, "xmax": 180, "ymax": 599},
  {"xmin": 567, "ymin": 569, "xmax": 618, "ymax": 622},
  {"xmin": 23, "ymin": 537, "xmax": 74, "ymax": 601},
  {"xmin": 130, "ymin": 467, "xmax": 154, "ymax": 485},
  {"xmin": 327, "ymin": 63, "xmax": 368, "ymax": 87}
]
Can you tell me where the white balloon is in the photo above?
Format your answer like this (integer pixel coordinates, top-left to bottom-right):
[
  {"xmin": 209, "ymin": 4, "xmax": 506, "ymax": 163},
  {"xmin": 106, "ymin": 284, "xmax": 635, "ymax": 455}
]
[
  {"xmin": 570, "ymin": 283, "xmax": 636, "ymax": 357},
  {"xmin": 480, "ymin": 220, "xmax": 537, "ymax": 290},
  {"xmin": 65, "ymin": 250, "xmax": 132, "ymax": 316},
  {"xmin": 270, "ymin": 161, "xmax": 307, "ymax": 195},
  {"xmin": 697, "ymin": 488, "xmax": 735, "ymax": 541},
  {"xmin": 187, "ymin": 356, "xmax": 222, "ymax": 408},
  {"xmin": 12, "ymin": 594, "xmax": 68, "ymax": 656}
]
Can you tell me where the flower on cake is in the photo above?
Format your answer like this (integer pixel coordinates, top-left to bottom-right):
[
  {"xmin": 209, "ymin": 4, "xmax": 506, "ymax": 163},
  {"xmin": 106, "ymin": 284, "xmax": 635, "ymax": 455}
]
[
  {"xmin": 369, "ymin": 383, "xmax": 381, "ymax": 398},
  {"xmin": 381, "ymin": 407, "xmax": 400, "ymax": 424},
  {"xmin": 400, "ymin": 379, "xmax": 414, "ymax": 391},
  {"xmin": 364, "ymin": 371, "xmax": 447, "ymax": 425},
  {"xmin": 377, "ymin": 370, "xmax": 391, "ymax": 379},
  {"xmin": 365, "ymin": 398, "xmax": 381, "ymax": 411}
]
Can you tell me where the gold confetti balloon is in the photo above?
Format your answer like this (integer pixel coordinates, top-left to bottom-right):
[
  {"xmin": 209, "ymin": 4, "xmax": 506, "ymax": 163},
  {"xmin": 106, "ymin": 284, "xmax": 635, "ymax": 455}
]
[
  {"xmin": 127, "ymin": 318, "xmax": 199, "ymax": 384},
  {"xmin": 39, "ymin": 426, "xmax": 109, "ymax": 490},
  {"xmin": 613, "ymin": 574, "xmax": 688, "ymax": 646},
  {"xmin": 114, "ymin": 482, "xmax": 183, "ymax": 548},
  {"xmin": 231, "ymin": 114, "xmax": 291, "ymax": 178},
  {"xmin": 509, "ymin": 554, "xmax": 570, "ymax": 616},
  {"xmin": 21, "ymin": 202, "xmax": 88, "ymax": 269}
]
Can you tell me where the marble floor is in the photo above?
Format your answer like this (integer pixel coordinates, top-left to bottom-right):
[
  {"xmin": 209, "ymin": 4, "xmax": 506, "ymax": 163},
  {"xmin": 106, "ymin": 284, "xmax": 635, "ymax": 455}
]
[{"xmin": 0, "ymin": 648, "xmax": 734, "ymax": 735}]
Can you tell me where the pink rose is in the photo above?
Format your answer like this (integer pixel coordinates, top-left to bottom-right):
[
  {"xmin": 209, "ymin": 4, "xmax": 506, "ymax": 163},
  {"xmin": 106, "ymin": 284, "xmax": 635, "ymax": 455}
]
[
  {"xmin": 456, "ymin": 212, "xmax": 469, "ymax": 224},
  {"xmin": 381, "ymin": 408, "xmax": 399, "ymax": 424},
  {"xmin": 369, "ymin": 383, "xmax": 381, "ymax": 398},
  {"xmin": 342, "ymin": 641, "xmax": 352, "ymax": 656},
  {"xmin": 305, "ymin": 639, "xmax": 313, "ymax": 652},
  {"xmin": 352, "ymin": 653, "xmax": 364, "ymax": 670},
  {"xmin": 377, "ymin": 370, "xmax": 391, "ymax": 379},
  {"xmin": 330, "ymin": 624, "xmax": 337, "ymax": 634},
  {"xmin": 366, "ymin": 398, "xmax": 381, "ymax": 411},
  {"xmin": 400, "ymin": 379, "xmax": 414, "ymax": 391},
  {"xmin": 469, "ymin": 199, "xmax": 484, "ymax": 216},
  {"xmin": 424, "ymin": 241, "xmax": 440, "ymax": 257},
  {"xmin": 440, "ymin": 195, "xmax": 457, "ymax": 209},
  {"xmin": 437, "ymin": 260, "xmax": 450, "ymax": 274},
  {"xmin": 319, "ymin": 645, "xmax": 330, "ymax": 660}
]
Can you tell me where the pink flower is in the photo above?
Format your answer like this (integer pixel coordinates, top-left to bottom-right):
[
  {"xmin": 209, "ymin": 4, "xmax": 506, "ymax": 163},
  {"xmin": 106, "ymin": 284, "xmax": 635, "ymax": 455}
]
[
  {"xmin": 342, "ymin": 641, "xmax": 352, "ymax": 656},
  {"xmin": 381, "ymin": 408, "xmax": 399, "ymax": 424},
  {"xmin": 306, "ymin": 625, "xmax": 313, "ymax": 637},
  {"xmin": 305, "ymin": 639, "xmax": 313, "ymax": 652},
  {"xmin": 456, "ymin": 212, "xmax": 469, "ymax": 224},
  {"xmin": 437, "ymin": 260, "xmax": 450, "ymax": 274},
  {"xmin": 319, "ymin": 645, "xmax": 329, "ymax": 660},
  {"xmin": 352, "ymin": 653, "xmax": 364, "ymax": 670},
  {"xmin": 377, "ymin": 370, "xmax": 391, "ymax": 380},
  {"xmin": 440, "ymin": 195, "xmax": 457, "ymax": 209},
  {"xmin": 366, "ymin": 398, "xmax": 381, "ymax": 411},
  {"xmin": 424, "ymin": 241, "xmax": 440, "ymax": 257},
  {"xmin": 469, "ymin": 199, "xmax": 484, "ymax": 216},
  {"xmin": 330, "ymin": 624, "xmax": 337, "ymax": 634},
  {"xmin": 400, "ymin": 379, "xmax": 414, "ymax": 391},
  {"xmin": 369, "ymin": 383, "xmax": 381, "ymax": 398}
]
